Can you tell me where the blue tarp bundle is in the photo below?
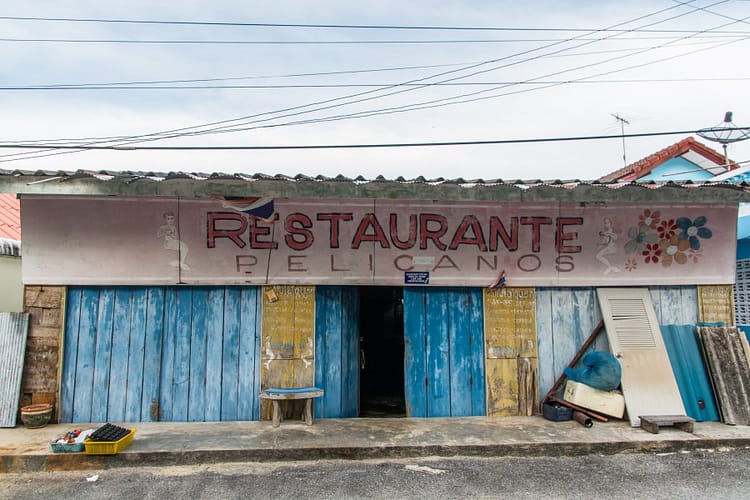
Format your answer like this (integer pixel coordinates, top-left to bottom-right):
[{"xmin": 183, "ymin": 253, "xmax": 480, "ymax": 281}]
[{"xmin": 564, "ymin": 351, "xmax": 622, "ymax": 391}]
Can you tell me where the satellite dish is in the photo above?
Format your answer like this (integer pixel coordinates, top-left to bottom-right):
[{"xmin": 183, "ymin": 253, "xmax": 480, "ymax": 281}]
[
  {"xmin": 697, "ymin": 111, "xmax": 750, "ymax": 145},
  {"xmin": 696, "ymin": 112, "xmax": 750, "ymax": 167}
]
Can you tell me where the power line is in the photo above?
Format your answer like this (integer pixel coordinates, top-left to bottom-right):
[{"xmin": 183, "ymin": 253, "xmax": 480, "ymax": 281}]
[
  {"xmin": 0, "ymin": 1, "xmax": 729, "ymax": 162},
  {"xmin": 138, "ymin": 4, "xmax": 746, "ymax": 142},
  {"xmin": 0, "ymin": 37, "xmax": 735, "ymax": 91},
  {"xmin": 0, "ymin": 37, "xmax": 729, "ymax": 90},
  {"xmin": 2, "ymin": 77, "xmax": 748, "ymax": 91},
  {"xmin": 142, "ymin": 3, "xmax": 728, "ymax": 142},
  {"xmin": 1, "ymin": 34, "xmax": 746, "ymax": 45},
  {"xmin": 2, "ymin": 14, "xmax": 750, "ymax": 33},
  {"xmin": 1, "ymin": 128, "xmax": 748, "ymax": 151}
]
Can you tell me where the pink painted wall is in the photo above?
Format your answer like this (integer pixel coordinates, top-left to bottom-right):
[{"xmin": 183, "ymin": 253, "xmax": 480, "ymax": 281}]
[{"xmin": 22, "ymin": 196, "xmax": 737, "ymax": 286}]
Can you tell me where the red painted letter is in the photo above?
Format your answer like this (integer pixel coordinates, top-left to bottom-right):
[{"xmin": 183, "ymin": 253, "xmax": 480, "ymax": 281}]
[
  {"xmin": 285, "ymin": 213, "xmax": 314, "ymax": 250},
  {"xmin": 207, "ymin": 212, "xmax": 247, "ymax": 249},
  {"xmin": 317, "ymin": 213, "xmax": 353, "ymax": 248}
]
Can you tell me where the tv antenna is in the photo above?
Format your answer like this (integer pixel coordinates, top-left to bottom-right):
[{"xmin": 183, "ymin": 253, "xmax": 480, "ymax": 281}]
[
  {"xmin": 696, "ymin": 111, "xmax": 750, "ymax": 168},
  {"xmin": 612, "ymin": 113, "xmax": 630, "ymax": 166}
]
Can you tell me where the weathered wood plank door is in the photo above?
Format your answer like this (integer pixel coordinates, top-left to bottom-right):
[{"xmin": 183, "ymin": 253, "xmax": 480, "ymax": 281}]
[
  {"xmin": 403, "ymin": 287, "xmax": 485, "ymax": 417},
  {"xmin": 61, "ymin": 286, "xmax": 262, "ymax": 423},
  {"xmin": 484, "ymin": 287, "xmax": 538, "ymax": 417},
  {"xmin": 315, "ymin": 286, "xmax": 359, "ymax": 418},
  {"xmin": 259, "ymin": 285, "xmax": 317, "ymax": 421}
]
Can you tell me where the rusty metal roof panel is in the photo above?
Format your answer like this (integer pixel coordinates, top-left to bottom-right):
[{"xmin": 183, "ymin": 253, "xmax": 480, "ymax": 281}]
[{"xmin": 0, "ymin": 312, "xmax": 30, "ymax": 427}]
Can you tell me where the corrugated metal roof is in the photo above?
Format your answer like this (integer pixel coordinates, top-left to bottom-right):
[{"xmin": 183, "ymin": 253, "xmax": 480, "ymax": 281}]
[
  {"xmin": 0, "ymin": 192, "xmax": 20, "ymax": 241},
  {"xmin": 2, "ymin": 167, "xmax": 750, "ymax": 202},
  {"xmin": 0, "ymin": 312, "xmax": 29, "ymax": 427}
]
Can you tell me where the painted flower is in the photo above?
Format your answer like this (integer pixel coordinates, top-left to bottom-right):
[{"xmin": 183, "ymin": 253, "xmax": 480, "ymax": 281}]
[
  {"xmin": 642, "ymin": 242, "xmax": 662, "ymax": 264},
  {"xmin": 656, "ymin": 218, "xmax": 677, "ymax": 240},
  {"xmin": 625, "ymin": 258, "xmax": 638, "ymax": 272},
  {"xmin": 688, "ymin": 248, "xmax": 703, "ymax": 263},
  {"xmin": 676, "ymin": 216, "xmax": 712, "ymax": 250},
  {"xmin": 639, "ymin": 209, "xmax": 661, "ymax": 229},
  {"xmin": 659, "ymin": 235, "xmax": 690, "ymax": 266},
  {"xmin": 625, "ymin": 224, "xmax": 658, "ymax": 254}
]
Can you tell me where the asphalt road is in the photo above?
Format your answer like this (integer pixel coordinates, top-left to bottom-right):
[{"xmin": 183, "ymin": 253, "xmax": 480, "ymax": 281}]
[{"xmin": 1, "ymin": 447, "xmax": 749, "ymax": 499}]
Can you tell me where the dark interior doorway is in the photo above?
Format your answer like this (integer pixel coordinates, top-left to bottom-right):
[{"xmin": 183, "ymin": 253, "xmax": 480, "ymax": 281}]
[{"xmin": 359, "ymin": 286, "xmax": 405, "ymax": 417}]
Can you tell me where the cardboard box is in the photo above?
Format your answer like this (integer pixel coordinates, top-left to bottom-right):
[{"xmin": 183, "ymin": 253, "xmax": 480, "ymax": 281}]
[{"xmin": 563, "ymin": 380, "xmax": 625, "ymax": 418}]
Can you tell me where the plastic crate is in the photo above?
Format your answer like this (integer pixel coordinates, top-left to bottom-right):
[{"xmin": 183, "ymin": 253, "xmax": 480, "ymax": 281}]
[
  {"xmin": 50, "ymin": 441, "xmax": 85, "ymax": 453},
  {"xmin": 84, "ymin": 429, "xmax": 136, "ymax": 455},
  {"xmin": 542, "ymin": 401, "xmax": 573, "ymax": 422}
]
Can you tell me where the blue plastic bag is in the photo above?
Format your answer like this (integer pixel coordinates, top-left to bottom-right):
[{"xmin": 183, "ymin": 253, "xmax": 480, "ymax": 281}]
[{"xmin": 564, "ymin": 351, "xmax": 622, "ymax": 391}]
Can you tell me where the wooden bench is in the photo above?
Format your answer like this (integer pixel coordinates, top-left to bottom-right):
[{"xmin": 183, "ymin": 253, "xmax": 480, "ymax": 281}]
[
  {"xmin": 259, "ymin": 387, "xmax": 324, "ymax": 427},
  {"xmin": 639, "ymin": 415, "xmax": 695, "ymax": 434}
]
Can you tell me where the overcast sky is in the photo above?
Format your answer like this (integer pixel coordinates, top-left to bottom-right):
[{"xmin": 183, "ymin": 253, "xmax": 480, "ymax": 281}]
[{"xmin": 1, "ymin": 1, "xmax": 749, "ymax": 181}]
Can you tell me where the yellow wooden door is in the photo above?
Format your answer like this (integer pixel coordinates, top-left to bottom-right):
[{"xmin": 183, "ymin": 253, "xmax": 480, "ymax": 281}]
[
  {"xmin": 260, "ymin": 285, "xmax": 316, "ymax": 420},
  {"xmin": 484, "ymin": 288, "xmax": 538, "ymax": 417}
]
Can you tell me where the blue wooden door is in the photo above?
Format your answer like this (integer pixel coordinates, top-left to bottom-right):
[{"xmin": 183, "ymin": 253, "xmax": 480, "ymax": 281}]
[
  {"xmin": 61, "ymin": 286, "xmax": 262, "ymax": 423},
  {"xmin": 403, "ymin": 287, "xmax": 485, "ymax": 417},
  {"xmin": 315, "ymin": 286, "xmax": 359, "ymax": 418}
]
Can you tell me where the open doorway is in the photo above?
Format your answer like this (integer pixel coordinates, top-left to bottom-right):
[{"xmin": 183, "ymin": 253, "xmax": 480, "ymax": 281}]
[{"xmin": 359, "ymin": 286, "xmax": 405, "ymax": 417}]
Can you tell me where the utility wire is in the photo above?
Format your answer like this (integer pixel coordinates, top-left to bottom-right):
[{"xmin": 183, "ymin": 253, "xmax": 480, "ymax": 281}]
[
  {"xmin": 0, "ymin": 62, "xmax": 473, "ymax": 90},
  {"xmin": 252, "ymin": 23, "xmax": 750, "ymax": 136},
  {"xmin": 2, "ymin": 14, "xmax": 750, "ymax": 33},
  {"xmin": 0, "ymin": 1, "xmax": 731, "ymax": 161},
  {"xmin": 140, "ymin": 2, "xmax": 729, "ymax": 141},
  {"xmin": 131, "ymin": 1, "xmax": 738, "ymax": 142},
  {"xmin": 2, "ymin": 128, "xmax": 748, "ymax": 151},
  {"xmin": 1, "ymin": 77, "xmax": 748, "ymax": 91},
  {"xmin": 0, "ymin": 37, "xmax": 735, "ymax": 91},
  {"xmin": 0, "ymin": 34, "xmax": 746, "ymax": 45}
]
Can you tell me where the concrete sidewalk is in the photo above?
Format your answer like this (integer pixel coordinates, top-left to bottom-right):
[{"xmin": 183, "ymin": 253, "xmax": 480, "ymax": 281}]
[{"xmin": 2, "ymin": 416, "xmax": 750, "ymax": 473}]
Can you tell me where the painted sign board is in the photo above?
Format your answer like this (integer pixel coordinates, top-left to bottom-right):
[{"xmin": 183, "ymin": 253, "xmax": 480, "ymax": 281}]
[
  {"xmin": 21, "ymin": 196, "xmax": 738, "ymax": 286},
  {"xmin": 404, "ymin": 272, "xmax": 430, "ymax": 285}
]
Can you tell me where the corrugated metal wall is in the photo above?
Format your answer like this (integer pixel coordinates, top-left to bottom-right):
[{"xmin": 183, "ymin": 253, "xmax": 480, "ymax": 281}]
[
  {"xmin": 661, "ymin": 325, "xmax": 719, "ymax": 422},
  {"xmin": 0, "ymin": 312, "xmax": 29, "ymax": 427}
]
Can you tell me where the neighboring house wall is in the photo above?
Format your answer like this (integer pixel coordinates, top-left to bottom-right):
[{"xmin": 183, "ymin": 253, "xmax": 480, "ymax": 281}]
[
  {"xmin": 638, "ymin": 157, "xmax": 716, "ymax": 182},
  {"xmin": 0, "ymin": 238, "xmax": 22, "ymax": 313},
  {"xmin": 0, "ymin": 254, "xmax": 22, "ymax": 312}
]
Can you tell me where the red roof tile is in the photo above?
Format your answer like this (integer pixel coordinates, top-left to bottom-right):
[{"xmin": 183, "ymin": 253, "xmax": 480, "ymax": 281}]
[
  {"xmin": 599, "ymin": 137, "xmax": 739, "ymax": 182},
  {"xmin": 0, "ymin": 192, "xmax": 21, "ymax": 240}
]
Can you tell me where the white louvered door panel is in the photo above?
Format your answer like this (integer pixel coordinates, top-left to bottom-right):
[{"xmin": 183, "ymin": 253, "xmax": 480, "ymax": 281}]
[{"xmin": 596, "ymin": 288, "xmax": 685, "ymax": 427}]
